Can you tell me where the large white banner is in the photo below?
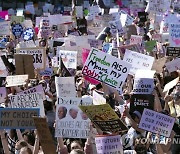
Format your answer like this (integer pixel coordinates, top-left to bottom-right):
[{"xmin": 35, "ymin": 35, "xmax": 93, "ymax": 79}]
[{"xmin": 123, "ymin": 49, "xmax": 154, "ymax": 75}]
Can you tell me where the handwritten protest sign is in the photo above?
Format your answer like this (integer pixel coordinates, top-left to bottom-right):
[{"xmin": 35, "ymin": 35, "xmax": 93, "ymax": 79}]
[
  {"xmin": 88, "ymin": 39, "xmax": 102, "ymax": 49},
  {"xmin": 18, "ymin": 84, "xmax": 46, "ymax": 100},
  {"xmin": 169, "ymin": 23, "xmax": 180, "ymax": 47},
  {"xmin": 39, "ymin": 67, "xmax": 53, "ymax": 77},
  {"xmin": 0, "ymin": 21, "xmax": 10, "ymax": 35},
  {"xmin": 9, "ymin": 92, "xmax": 45, "ymax": 116},
  {"xmin": 0, "ymin": 87, "xmax": 6, "ymax": 104},
  {"xmin": 133, "ymin": 78, "xmax": 154, "ymax": 94},
  {"xmin": 102, "ymin": 43, "xmax": 113, "ymax": 53},
  {"xmin": 139, "ymin": 108, "xmax": 175, "ymax": 137},
  {"xmin": 58, "ymin": 50, "xmax": 77, "ymax": 69},
  {"xmin": 55, "ymin": 77, "xmax": 76, "ymax": 97},
  {"xmin": 109, "ymin": 19, "xmax": 124, "ymax": 35},
  {"xmin": 95, "ymin": 135, "xmax": 123, "ymax": 154},
  {"xmin": 79, "ymin": 104, "xmax": 128, "ymax": 133},
  {"xmin": 166, "ymin": 47, "xmax": 180, "ymax": 57},
  {"xmin": 130, "ymin": 35, "xmax": 143, "ymax": 45},
  {"xmin": 0, "ymin": 108, "xmax": 39, "ymax": 129},
  {"xmin": 33, "ymin": 117, "xmax": 56, "ymax": 154},
  {"xmin": 82, "ymin": 48, "xmax": 131, "ymax": 91},
  {"xmin": 130, "ymin": 94, "xmax": 154, "ymax": 114},
  {"xmin": 55, "ymin": 97, "xmax": 92, "ymax": 138},
  {"xmin": 93, "ymin": 90, "xmax": 106, "ymax": 105},
  {"xmin": 123, "ymin": 49, "xmax": 154, "ymax": 75},
  {"xmin": 6, "ymin": 75, "xmax": 28, "ymax": 87},
  {"xmin": 16, "ymin": 47, "xmax": 46, "ymax": 69},
  {"xmin": 165, "ymin": 58, "xmax": 180, "ymax": 73},
  {"xmin": 163, "ymin": 77, "xmax": 179, "ymax": 92}
]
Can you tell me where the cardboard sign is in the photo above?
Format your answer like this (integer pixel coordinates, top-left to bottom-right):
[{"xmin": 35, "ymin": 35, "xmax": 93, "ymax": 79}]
[
  {"xmin": 123, "ymin": 49, "xmax": 154, "ymax": 75},
  {"xmin": 130, "ymin": 94, "xmax": 154, "ymax": 114},
  {"xmin": 58, "ymin": 50, "xmax": 77, "ymax": 69},
  {"xmin": 0, "ymin": 21, "xmax": 10, "ymax": 35},
  {"xmin": 93, "ymin": 90, "xmax": 106, "ymax": 105},
  {"xmin": 130, "ymin": 35, "xmax": 143, "ymax": 45},
  {"xmin": 33, "ymin": 117, "xmax": 56, "ymax": 154},
  {"xmin": 18, "ymin": 84, "xmax": 46, "ymax": 100},
  {"xmin": 9, "ymin": 92, "xmax": 45, "ymax": 116},
  {"xmin": 16, "ymin": 47, "xmax": 46, "ymax": 69},
  {"xmin": 82, "ymin": 48, "xmax": 131, "ymax": 91},
  {"xmin": 95, "ymin": 135, "xmax": 123, "ymax": 154},
  {"xmin": 163, "ymin": 77, "xmax": 179, "ymax": 92},
  {"xmin": 0, "ymin": 87, "xmax": 6, "ymax": 103},
  {"xmin": 133, "ymin": 78, "xmax": 154, "ymax": 94},
  {"xmin": 6, "ymin": 75, "xmax": 28, "ymax": 87},
  {"xmin": 139, "ymin": 108, "xmax": 175, "ymax": 137},
  {"xmin": 165, "ymin": 58, "xmax": 180, "ymax": 73},
  {"xmin": 166, "ymin": 47, "xmax": 180, "ymax": 57},
  {"xmin": 11, "ymin": 24, "xmax": 23, "ymax": 37},
  {"xmin": 14, "ymin": 54, "xmax": 35, "ymax": 79},
  {"xmin": 0, "ymin": 108, "xmax": 39, "ymax": 129},
  {"xmin": 169, "ymin": 23, "xmax": 180, "ymax": 47},
  {"xmin": 55, "ymin": 77, "xmax": 76, "ymax": 97},
  {"xmin": 79, "ymin": 104, "xmax": 128, "ymax": 133},
  {"xmin": 55, "ymin": 97, "xmax": 92, "ymax": 138},
  {"xmin": 152, "ymin": 57, "xmax": 167, "ymax": 73}
]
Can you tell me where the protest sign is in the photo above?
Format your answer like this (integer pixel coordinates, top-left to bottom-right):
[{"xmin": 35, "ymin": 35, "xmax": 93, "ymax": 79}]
[
  {"xmin": 139, "ymin": 108, "xmax": 175, "ymax": 137},
  {"xmin": 0, "ymin": 11, "xmax": 8, "ymax": 19},
  {"xmin": 163, "ymin": 77, "xmax": 179, "ymax": 92},
  {"xmin": 38, "ymin": 19, "xmax": 51, "ymax": 39},
  {"xmin": 133, "ymin": 78, "xmax": 154, "ymax": 94},
  {"xmin": 11, "ymin": 24, "xmax": 24, "ymax": 38},
  {"xmin": 109, "ymin": 19, "xmax": 124, "ymax": 35},
  {"xmin": 166, "ymin": 47, "xmax": 180, "ymax": 57},
  {"xmin": 152, "ymin": 57, "xmax": 167, "ymax": 73},
  {"xmin": 18, "ymin": 84, "xmax": 46, "ymax": 100},
  {"xmin": 75, "ymin": 6, "xmax": 83, "ymax": 19},
  {"xmin": 82, "ymin": 48, "xmax": 131, "ymax": 91},
  {"xmin": 120, "ymin": 12, "xmax": 134, "ymax": 27},
  {"xmin": 6, "ymin": 75, "xmax": 28, "ymax": 87},
  {"xmin": 18, "ymin": 40, "xmax": 36, "ymax": 48},
  {"xmin": 169, "ymin": 23, "xmax": 180, "ymax": 47},
  {"xmin": 0, "ymin": 108, "xmax": 39, "ymax": 129},
  {"xmin": 39, "ymin": 67, "xmax": 53, "ymax": 77},
  {"xmin": 23, "ymin": 28, "xmax": 34, "ymax": 41},
  {"xmin": 165, "ymin": 58, "xmax": 180, "ymax": 73},
  {"xmin": 93, "ymin": 90, "xmax": 106, "ymax": 105},
  {"xmin": 145, "ymin": 40, "xmax": 157, "ymax": 53},
  {"xmin": 79, "ymin": 104, "xmax": 128, "ymax": 133},
  {"xmin": 9, "ymin": 92, "xmax": 45, "ymax": 116},
  {"xmin": 33, "ymin": 117, "xmax": 56, "ymax": 154},
  {"xmin": 55, "ymin": 77, "xmax": 76, "ymax": 97},
  {"xmin": 130, "ymin": 94, "xmax": 154, "ymax": 114},
  {"xmin": 95, "ymin": 135, "xmax": 123, "ymax": 154},
  {"xmin": 88, "ymin": 39, "xmax": 102, "ymax": 49},
  {"xmin": 135, "ymin": 70, "xmax": 156, "ymax": 79},
  {"xmin": 10, "ymin": 16, "xmax": 24, "ymax": 24},
  {"xmin": 55, "ymin": 97, "xmax": 92, "ymax": 138},
  {"xmin": 0, "ymin": 21, "xmax": 10, "ymax": 36},
  {"xmin": 0, "ymin": 87, "xmax": 6, "ymax": 104},
  {"xmin": 123, "ymin": 49, "xmax": 154, "ymax": 75},
  {"xmin": 58, "ymin": 50, "xmax": 77, "ymax": 69},
  {"xmin": 102, "ymin": 43, "xmax": 113, "ymax": 53},
  {"xmin": 16, "ymin": 47, "xmax": 46, "ymax": 69},
  {"xmin": 130, "ymin": 35, "xmax": 143, "ymax": 46},
  {"xmin": 14, "ymin": 54, "xmax": 35, "ymax": 79}
]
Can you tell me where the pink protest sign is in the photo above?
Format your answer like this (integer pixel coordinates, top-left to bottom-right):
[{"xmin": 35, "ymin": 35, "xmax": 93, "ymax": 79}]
[
  {"xmin": 95, "ymin": 135, "xmax": 123, "ymax": 154},
  {"xmin": 0, "ymin": 11, "xmax": 8, "ymax": 19}
]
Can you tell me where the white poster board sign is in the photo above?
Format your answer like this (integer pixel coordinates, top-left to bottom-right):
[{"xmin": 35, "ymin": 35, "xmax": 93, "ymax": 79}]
[
  {"xmin": 93, "ymin": 91, "xmax": 106, "ymax": 105},
  {"xmin": 0, "ymin": 21, "xmax": 10, "ymax": 35},
  {"xmin": 6, "ymin": 75, "xmax": 28, "ymax": 87}
]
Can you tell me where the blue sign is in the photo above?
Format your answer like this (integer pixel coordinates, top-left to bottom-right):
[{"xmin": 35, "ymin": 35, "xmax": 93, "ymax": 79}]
[
  {"xmin": 23, "ymin": 28, "xmax": 34, "ymax": 40},
  {"xmin": 12, "ymin": 24, "xmax": 23, "ymax": 37}
]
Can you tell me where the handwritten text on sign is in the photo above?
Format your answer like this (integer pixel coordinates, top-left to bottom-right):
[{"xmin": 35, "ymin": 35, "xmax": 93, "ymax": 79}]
[
  {"xmin": 139, "ymin": 108, "xmax": 175, "ymax": 137},
  {"xmin": 169, "ymin": 23, "xmax": 180, "ymax": 47},
  {"xmin": 82, "ymin": 48, "xmax": 131, "ymax": 91},
  {"xmin": 16, "ymin": 47, "xmax": 46, "ymax": 69}
]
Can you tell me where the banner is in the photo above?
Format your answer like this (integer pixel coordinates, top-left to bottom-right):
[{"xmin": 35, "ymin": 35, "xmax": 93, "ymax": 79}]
[
  {"xmin": 169, "ymin": 23, "xmax": 180, "ymax": 47},
  {"xmin": 58, "ymin": 50, "xmax": 77, "ymax": 69},
  {"xmin": 55, "ymin": 97, "xmax": 92, "ymax": 138},
  {"xmin": 16, "ymin": 47, "xmax": 46, "ymax": 69},
  {"xmin": 95, "ymin": 135, "xmax": 123, "ymax": 154},
  {"xmin": 123, "ymin": 49, "xmax": 154, "ymax": 75},
  {"xmin": 6, "ymin": 75, "xmax": 28, "ymax": 87},
  {"xmin": 79, "ymin": 104, "xmax": 128, "ymax": 133},
  {"xmin": 139, "ymin": 108, "xmax": 175, "ymax": 137},
  {"xmin": 130, "ymin": 94, "xmax": 154, "ymax": 114},
  {"xmin": 0, "ymin": 87, "xmax": 6, "ymax": 104},
  {"xmin": 82, "ymin": 48, "xmax": 131, "ymax": 91},
  {"xmin": 0, "ymin": 21, "xmax": 10, "ymax": 35},
  {"xmin": 33, "ymin": 117, "xmax": 56, "ymax": 154},
  {"xmin": 133, "ymin": 78, "xmax": 154, "ymax": 94},
  {"xmin": 55, "ymin": 77, "xmax": 76, "ymax": 97},
  {"xmin": 93, "ymin": 90, "xmax": 106, "ymax": 105},
  {"xmin": 9, "ymin": 92, "xmax": 45, "ymax": 116},
  {"xmin": 0, "ymin": 108, "xmax": 39, "ymax": 129},
  {"xmin": 166, "ymin": 47, "xmax": 180, "ymax": 57},
  {"xmin": 165, "ymin": 58, "xmax": 180, "ymax": 73}
]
